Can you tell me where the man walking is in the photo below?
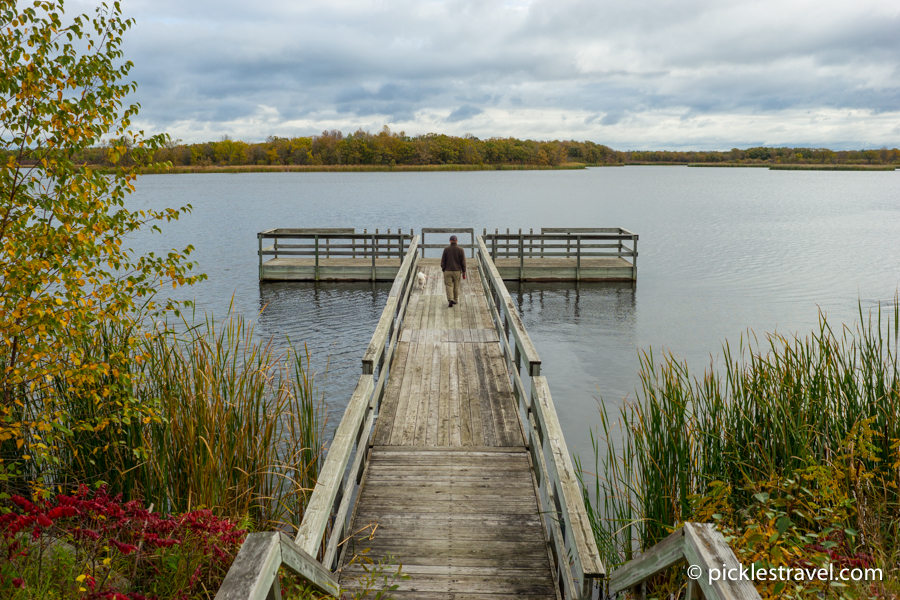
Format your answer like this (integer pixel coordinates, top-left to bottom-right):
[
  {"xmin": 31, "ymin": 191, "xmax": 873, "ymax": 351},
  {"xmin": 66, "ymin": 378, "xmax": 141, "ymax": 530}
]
[{"xmin": 441, "ymin": 235, "xmax": 466, "ymax": 308}]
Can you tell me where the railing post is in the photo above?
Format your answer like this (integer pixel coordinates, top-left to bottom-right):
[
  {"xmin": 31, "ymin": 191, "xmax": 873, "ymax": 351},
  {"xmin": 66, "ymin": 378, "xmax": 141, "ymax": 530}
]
[
  {"xmin": 519, "ymin": 233, "xmax": 524, "ymax": 281},
  {"xmin": 274, "ymin": 236, "xmax": 278, "ymax": 259},
  {"xmin": 632, "ymin": 236, "xmax": 638, "ymax": 280},
  {"xmin": 371, "ymin": 234, "xmax": 376, "ymax": 281},
  {"xmin": 576, "ymin": 235, "xmax": 581, "ymax": 282},
  {"xmin": 258, "ymin": 234, "xmax": 263, "ymax": 280},
  {"xmin": 314, "ymin": 235, "xmax": 319, "ymax": 282}
]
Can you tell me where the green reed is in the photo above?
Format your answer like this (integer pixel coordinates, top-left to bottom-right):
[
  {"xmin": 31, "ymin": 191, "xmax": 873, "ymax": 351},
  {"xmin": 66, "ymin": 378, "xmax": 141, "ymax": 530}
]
[
  {"xmin": 580, "ymin": 299, "xmax": 900, "ymax": 569},
  {"xmin": 137, "ymin": 313, "xmax": 323, "ymax": 531}
]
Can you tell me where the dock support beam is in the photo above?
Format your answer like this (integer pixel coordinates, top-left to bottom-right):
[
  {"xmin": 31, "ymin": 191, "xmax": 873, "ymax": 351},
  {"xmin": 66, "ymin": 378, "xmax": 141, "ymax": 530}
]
[
  {"xmin": 576, "ymin": 236, "xmax": 581, "ymax": 282},
  {"xmin": 519, "ymin": 234, "xmax": 524, "ymax": 281},
  {"xmin": 633, "ymin": 237, "xmax": 638, "ymax": 280}
]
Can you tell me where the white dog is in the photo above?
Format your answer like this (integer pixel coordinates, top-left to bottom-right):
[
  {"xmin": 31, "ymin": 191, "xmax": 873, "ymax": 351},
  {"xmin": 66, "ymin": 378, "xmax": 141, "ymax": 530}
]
[{"xmin": 416, "ymin": 270, "xmax": 427, "ymax": 291}]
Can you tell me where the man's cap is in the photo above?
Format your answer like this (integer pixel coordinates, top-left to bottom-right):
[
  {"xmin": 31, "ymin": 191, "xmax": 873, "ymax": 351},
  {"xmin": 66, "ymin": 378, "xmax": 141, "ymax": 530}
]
[{"xmin": 449, "ymin": 235, "xmax": 458, "ymax": 242}]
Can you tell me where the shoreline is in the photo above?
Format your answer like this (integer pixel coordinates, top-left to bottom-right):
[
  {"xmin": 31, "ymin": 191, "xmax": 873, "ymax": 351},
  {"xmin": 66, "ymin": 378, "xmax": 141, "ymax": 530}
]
[
  {"xmin": 113, "ymin": 163, "xmax": 591, "ymax": 174},
  {"xmin": 83, "ymin": 162, "xmax": 898, "ymax": 174}
]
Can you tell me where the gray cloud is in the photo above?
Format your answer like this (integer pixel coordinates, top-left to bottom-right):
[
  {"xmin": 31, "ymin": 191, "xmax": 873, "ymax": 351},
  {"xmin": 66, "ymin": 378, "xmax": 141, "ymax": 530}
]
[
  {"xmin": 78, "ymin": 0, "xmax": 900, "ymax": 148},
  {"xmin": 446, "ymin": 105, "xmax": 484, "ymax": 122}
]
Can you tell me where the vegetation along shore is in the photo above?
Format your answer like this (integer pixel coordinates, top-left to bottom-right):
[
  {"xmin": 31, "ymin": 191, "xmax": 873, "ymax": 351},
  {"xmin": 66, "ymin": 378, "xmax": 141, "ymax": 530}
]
[
  {"xmin": 580, "ymin": 303, "xmax": 900, "ymax": 599},
  {"xmin": 6, "ymin": 128, "xmax": 899, "ymax": 172},
  {"xmin": 1, "ymin": 2, "xmax": 333, "ymax": 598}
]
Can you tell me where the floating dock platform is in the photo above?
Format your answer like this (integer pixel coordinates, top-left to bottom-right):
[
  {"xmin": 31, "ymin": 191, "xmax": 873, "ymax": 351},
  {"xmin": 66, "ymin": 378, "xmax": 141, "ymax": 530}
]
[{"xmin": 258, "ymin": 227, "xmax": 638, "ymax": 282}]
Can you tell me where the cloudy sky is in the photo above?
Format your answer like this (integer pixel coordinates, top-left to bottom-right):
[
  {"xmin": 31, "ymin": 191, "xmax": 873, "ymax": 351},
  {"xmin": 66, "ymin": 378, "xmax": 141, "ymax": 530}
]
[{"xmin": 77, "ymin": 0, "xmax": 900, "ymax": 149}]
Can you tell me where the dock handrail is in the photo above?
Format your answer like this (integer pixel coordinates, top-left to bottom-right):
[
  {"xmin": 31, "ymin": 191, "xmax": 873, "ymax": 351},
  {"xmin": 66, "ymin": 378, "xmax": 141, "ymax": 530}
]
[
  {"xmin": 482, "ymin": 231, "xmax": 637, "ymax": 259},
  {"xmin": 218, "ymin": 236, "xmax": 420, "ymax": 600},
  {"xmin": 297, "ymin": 235, "xmax": 419, "ymax": 562},
  {"xmin": 480, "ymin": 229, "xmax": 638, "ymax": 281},
  {"xmin": 475, "ymin": 235, "xmax": 605, "ymax": 598},
  {"xmin": 608, "ymin": 523, "xmax": 762, "ymax": 600},
  {"xmin": 257, "ymin": 228, "xmax": 413, "ymax": 281},
  {"xmin": 214, "ymin": 532, "xmax": 339, "ymax": 600},
  {"xmin": 420, "ymin": 227, "xmax": 476, "ymax": 257},
  {"xmin": 476, "ymin": 235, "xmax": 541, "ymax": 375}
]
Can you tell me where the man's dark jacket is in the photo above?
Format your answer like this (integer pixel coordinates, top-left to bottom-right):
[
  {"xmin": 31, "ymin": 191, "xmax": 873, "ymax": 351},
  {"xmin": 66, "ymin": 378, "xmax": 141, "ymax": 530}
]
[{"xmin": 441, "ymin": 244, "xmax": 466, "ymax": 272}]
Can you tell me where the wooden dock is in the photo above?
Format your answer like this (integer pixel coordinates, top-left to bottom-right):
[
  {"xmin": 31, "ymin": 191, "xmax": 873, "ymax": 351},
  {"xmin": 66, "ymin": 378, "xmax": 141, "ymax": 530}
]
[
  {"xmin": 218, "ymin": 235, "xmax": 605, "ymax": 600},
  {"xmin": 339, "ymin": 264, "xmax": 556, "ymax": 597},
  {"xmin": 219, "ymin": 233, "xmax": 763, "ymax": 600}
]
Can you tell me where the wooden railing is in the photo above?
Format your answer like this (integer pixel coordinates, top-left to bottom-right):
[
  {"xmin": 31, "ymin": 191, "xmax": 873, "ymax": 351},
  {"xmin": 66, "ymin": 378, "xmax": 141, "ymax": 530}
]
[
  {"xmin": 420, "ymin": 227, "xmax": 476, "ymax": 258},
  {"xmin": 257, "ymin": 228, "xmax": 414, "ymax": 280},
  {"xmin": 608, "ymin": 523, "xmax": 762, "ymax": 600},
  {"xmin": 217, "ymin": 236, "xmax": 420, "ymax": 600},
  {"xmin": 481, "ymin": 227, "xmax": 638, "ymax": 281},
  {"xmin": 214, "ymin": 533, "xmax": 339, "ymax": 600},
  {"xmin": 475, "ymin": 235, "xmax": 605, "ymax": 599}
]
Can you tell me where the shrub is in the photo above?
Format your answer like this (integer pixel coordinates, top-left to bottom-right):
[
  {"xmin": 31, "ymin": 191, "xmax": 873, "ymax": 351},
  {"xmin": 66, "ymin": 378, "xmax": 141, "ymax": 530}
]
[{"xmin": 0, "ymin": 485, "xmax": 246, "ymax": 599}]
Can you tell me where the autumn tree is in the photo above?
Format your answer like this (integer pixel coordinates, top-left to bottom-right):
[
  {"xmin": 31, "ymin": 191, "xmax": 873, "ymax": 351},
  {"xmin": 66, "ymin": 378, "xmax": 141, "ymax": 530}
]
[{"xmin": 0, "ymin": 0, "xmax": 202, "ymax": 494}]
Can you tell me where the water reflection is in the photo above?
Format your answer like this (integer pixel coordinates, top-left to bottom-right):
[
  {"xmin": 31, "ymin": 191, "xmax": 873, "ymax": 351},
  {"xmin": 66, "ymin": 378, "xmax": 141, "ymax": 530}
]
[
  {"xmin": 256, "ymin": 281, "xmax": 391, "ymax": 439},
  {"xmin": 508, "ymin": 281, "xmax": 638, "ymax": 457}
]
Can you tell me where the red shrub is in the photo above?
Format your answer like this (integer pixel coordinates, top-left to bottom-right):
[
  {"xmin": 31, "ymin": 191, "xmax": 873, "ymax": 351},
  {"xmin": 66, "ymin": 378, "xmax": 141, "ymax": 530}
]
[{"xmin": 0, "ymin": 486, "xmax": 247, "ymax": 599}]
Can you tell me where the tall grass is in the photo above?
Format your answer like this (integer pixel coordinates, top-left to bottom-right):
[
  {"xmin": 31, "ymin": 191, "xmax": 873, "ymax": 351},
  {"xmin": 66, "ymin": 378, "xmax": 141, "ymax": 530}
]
[
  {"xmin": 5, "ymin": 312, "xmax": 323, "ymax": 533},
  {"xmin": 138, "ymin": 313, "xmax": 322, "ymax": 531},
  {"xmin": 581, "ymin": 300, "xmax": 900, "ymax": 572}
]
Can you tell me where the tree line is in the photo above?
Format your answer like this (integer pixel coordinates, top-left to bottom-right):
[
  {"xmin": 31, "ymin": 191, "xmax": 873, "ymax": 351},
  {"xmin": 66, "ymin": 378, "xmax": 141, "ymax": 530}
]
[{"xmin": 8, "ymin": 126, "xmax": 900, "ymax": 168}]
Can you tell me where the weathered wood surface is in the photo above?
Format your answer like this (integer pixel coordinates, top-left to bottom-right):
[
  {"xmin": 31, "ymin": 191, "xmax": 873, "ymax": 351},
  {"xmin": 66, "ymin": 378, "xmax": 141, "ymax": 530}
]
[
  {"xmin": 371, "ymin": 266, "xmax": 523, "ymax": 448},
  {"xmin": 607, "ymin": 523, "xmax": 762, "ymax": 600},
  {"xmin": 529, "ymin": 377, "xmax": 605, "ymax": 582},
  {"xmin": 341, "ymin": 264, "xmax": 558, "ymax": 599},
  {"xmin": 295, "ymin": 375, "xmax": 374, "ymax": 554},
  {"xmin": 214, "ymin": 532, "xmax": 339, "ymax": 600},
  {"xmin": 492, "ymin": 257, "xmax": 634, "ymax": 281},
  {"xmin": 608, "ymin": 528, "xmax": 687, "ymax": 595},
  {"xmin": 340, "ymin": 448, "xmax": 557, "ymax": 599},
  {"xmin": 683, "ymin": 523, "xmax": 762, "ymax": 600}
]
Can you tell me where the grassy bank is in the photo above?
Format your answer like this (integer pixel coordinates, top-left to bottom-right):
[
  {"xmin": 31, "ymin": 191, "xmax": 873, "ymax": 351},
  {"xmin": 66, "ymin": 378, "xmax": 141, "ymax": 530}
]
[
  {"xmin": 687, "ymin": 163, "xmax": 896, "ymax": 170},
  {"xmin": 581, "ymin": 302, "xmax": 900, "ymax": 599},
  {"xmin": 685, "ymin": 163, "xmax": 770, "ymax": 168},
  {"xmin": 769, "ymin": 164, "xmax": 897, "ymax": 171}
]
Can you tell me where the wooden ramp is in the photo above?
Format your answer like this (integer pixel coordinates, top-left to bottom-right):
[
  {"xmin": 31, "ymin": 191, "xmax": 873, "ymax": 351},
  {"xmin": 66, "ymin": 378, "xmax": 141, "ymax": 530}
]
[{"xmin": 338, "ymin": 265, "xmax": 558, "ymax": 599}]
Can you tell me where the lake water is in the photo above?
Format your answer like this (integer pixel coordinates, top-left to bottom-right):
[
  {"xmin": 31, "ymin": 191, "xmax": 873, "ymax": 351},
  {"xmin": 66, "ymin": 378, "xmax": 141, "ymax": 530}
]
[{"xmin": 129, "ymin": 167, "xmax": 900, "ymax": 459}]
